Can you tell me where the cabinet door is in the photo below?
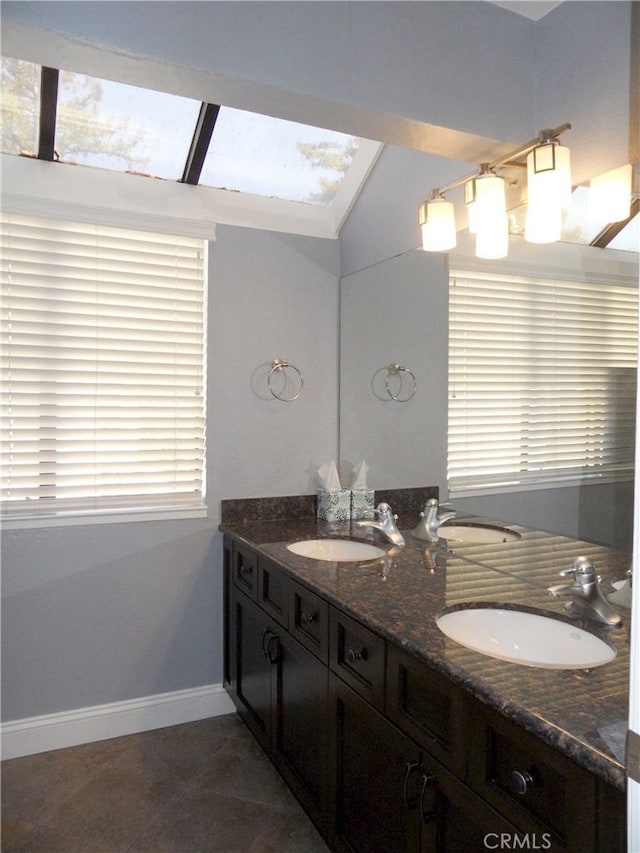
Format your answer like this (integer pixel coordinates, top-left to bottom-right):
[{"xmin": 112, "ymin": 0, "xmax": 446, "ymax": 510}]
[
  {"xmin": 419, "ymin": 754, "xmax": 520, "ymax": 853},
  {"xmin": 329, "ymin": 674, "xmax": 422, "ymax": 853},
  {"xmin": 274, "ymin": 630, "xmax": 329, "ymax": 832},
  {"xmin": 231, "ymin": 585, "xmax": 279, "ymax": 751}
]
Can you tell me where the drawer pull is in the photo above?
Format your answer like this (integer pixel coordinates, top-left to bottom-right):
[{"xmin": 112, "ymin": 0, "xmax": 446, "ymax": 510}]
[
  {"xmin": 300, "ymin": 611, "xmax": 317, "ymax": 625},
  {"xmin": 510, "ymin": 769, "xmax": 536, "ymax": 796},
  {"xmin": 347, "ymin": 647, "xmax": 368, "ymax": 663},
  {"xmin": 262, "ymin": 627, "xmax": 280, "ymax": 662},
  {"xmin": 419, "ymin": 773, "xmax": 437, "ymax": 823},
  {"xmin": 238, "ymin": 563, "xmax": 253, "ymax": 577},
  {"xmin": 262, "ymin": 628, "xmax": 273, "ymax": 657},
  {"xmin": 262, "ymin": 629, "xmax": 281, "ymax": 664},
  {"xmin": 403, "ymin": 760, "xmax": 422, "ymax": 809}
]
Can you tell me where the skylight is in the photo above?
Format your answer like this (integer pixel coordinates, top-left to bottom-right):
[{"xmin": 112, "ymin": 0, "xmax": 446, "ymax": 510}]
[
  {"xmin": 200, "ymin": 107, "xmax": 360, "ymax": 205},
  {"xmin": 0, "ymin": 56, "xmax": 370, "ymax": 215},
  {"xmin": 56, "ymin": 72, "xmax": 202, "ymax": 180}
]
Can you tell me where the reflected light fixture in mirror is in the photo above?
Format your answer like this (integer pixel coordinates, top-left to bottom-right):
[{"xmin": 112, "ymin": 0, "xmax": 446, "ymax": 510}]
[
  {"xmin": 475, "ymin": 171, "xmax": 508, "ymax": 259},
  {"xmin": 419, "ymin": 197, "xmax": 457, "ymax": 251},
  {"xmin": 524, "ymin": 138, "xmax": 571, "ymax": 243},
  {"xmin": 589, "ymin": 163, "xmax": 633, "ymax": 222}
]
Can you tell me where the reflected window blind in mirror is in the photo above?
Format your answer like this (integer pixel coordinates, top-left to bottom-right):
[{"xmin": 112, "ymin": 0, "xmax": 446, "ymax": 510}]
[
  {"xmin": 1, "ymin": 213, "xmax": 206, "ymax": 522},
  {"xmin": 448, "ymin": 269, "xmax": 638, "ymax": 496}
]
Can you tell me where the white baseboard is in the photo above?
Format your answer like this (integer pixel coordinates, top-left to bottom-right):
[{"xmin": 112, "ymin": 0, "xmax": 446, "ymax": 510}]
[{"xmin": 1, "ymin": 683, "xmax": 235, "ymax": 760}]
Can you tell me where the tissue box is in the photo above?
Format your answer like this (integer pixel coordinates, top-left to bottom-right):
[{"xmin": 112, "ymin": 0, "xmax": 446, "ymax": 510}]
[
  {"xmin": 351, "ymin": 489, "xmax": 375, "ymax": 520},
  {"xmin": 317, "ymin": 488, "xmax": 351, "ymax": 521}
]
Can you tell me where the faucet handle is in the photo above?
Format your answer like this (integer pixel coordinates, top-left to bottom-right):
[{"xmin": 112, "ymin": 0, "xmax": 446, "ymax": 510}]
[
  {"xmin": 560, "ymin": 557, "xmax": 597, "ymax": 584},
  {"xmin": 373, "ymin": 502, "xmax": 391, "ymax": 517}
]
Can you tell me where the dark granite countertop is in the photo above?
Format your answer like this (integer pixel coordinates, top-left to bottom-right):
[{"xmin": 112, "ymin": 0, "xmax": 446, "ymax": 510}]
[{"xmin": 220, "ymin": 502, "xmax": 631, "ymax": 791}]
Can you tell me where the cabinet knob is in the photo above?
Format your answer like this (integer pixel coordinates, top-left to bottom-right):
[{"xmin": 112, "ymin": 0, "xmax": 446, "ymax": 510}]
[
  {"xmin": 510, "ymin": 769, "xmax": 535, "ymax": 796},
  {"xmin": 238, "ymin": 563, "xmax": 253, "ymax": 577},
  {"xmin": 300, "ymin": 611, "xmax": 316, "ymax": 625},
  {"xmin": 346, "ymin": 647, "xmax": 368, "ymax": 663}
]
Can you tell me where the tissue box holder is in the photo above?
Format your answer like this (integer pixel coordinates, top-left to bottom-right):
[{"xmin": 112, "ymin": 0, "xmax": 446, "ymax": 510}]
[
  {"xmin": 317, "ymin": 488, "xmax": 351, "ymax": 521},
  {"xmin": 351, "ymin": 489, "xmax": 375, "ymax": 520}
]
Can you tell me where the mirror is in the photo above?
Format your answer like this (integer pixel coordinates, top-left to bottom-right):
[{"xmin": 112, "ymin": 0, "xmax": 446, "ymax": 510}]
[{"xmin": 339, "ymin": 235, "xmax": 638, "ymax": 551}]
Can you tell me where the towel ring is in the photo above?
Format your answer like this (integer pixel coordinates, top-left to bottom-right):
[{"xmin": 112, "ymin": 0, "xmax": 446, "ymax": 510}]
[
  {"xmin": 385, "ymin": 364, "xmax": 417, "ymax": 402},
  {"xmin": 267, "ymin": 359, "xmax": 304, "ymax": 402}
]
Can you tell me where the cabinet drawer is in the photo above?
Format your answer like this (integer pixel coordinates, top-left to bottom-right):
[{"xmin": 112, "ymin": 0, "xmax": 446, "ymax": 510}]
[
  {"xmin": 329, "ymin": 608, "xmax": 385, "ymax": 708},
  {"xmin": 386, "ymin": 644, "xmax": 465, "ymax": 774},
  {"xmin": 289, "ymin": 582, "xmax": 329, "ymax": 663},
  {"xmin": 233, "ymin": 543, "xmax": 258, "ymax": 600},
  {"xmin": 259, "ymin": 556, "xmax": 289, "ymax": 629},
  {"xmin": 467, "ymin": 702, "xmax": 597, "ymax": 850}
]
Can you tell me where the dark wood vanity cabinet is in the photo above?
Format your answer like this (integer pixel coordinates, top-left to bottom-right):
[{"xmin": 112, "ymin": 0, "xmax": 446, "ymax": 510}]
[
  {"xmin": 329, "ymin": 674, "xmax": 519, "ymax": 853},
  {"xmin": 225, "ymin": 539, "xmax": 329, "ymax": 830},
  {"xmin": 223, "ymin": 536, "xmax": 626, "ymax": 853}
]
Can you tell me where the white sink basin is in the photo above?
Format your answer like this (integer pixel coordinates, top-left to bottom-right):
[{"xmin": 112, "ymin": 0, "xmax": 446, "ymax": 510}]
[
  {"xmin": 287, "ymin": 538, "xmax": 386, "ymax": 562},
  {"xmin": 437, "ymin": 524, "xmax": 521, "ymax": 544},
  {"xmin": 436, "ymin": 607, "xmax": 616, "ymax": 669}
]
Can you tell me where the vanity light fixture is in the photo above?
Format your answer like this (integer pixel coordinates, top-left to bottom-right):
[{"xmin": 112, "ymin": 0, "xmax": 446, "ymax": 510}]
[
  {"xmin": 419, "ymin": 122, "xmax": 572, "ymax": 258},
  {"xmin": 419, "ymin": 195, "xmax": 457, "ymax": 251},
  {"xmin": 588, "ymin": 163, "xmax": 633, "ymax": 223}
]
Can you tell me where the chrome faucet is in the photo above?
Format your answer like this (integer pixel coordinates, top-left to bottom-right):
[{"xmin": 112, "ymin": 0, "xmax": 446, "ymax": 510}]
[
  {"xmin": 548, "ymin": 556, "xmax": 622, "ymax": 628},
  {"xmin": 356, "ymin": 502, "xmax": 405, "ymax": 547},
  {"xmin": 411, "ymin": 498, "xmax": 456, "ymax": 542}
]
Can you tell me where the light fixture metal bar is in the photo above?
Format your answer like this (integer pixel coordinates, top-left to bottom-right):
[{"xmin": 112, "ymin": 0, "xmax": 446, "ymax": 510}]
[{"xmin": 430, "ymin": 122, "xmax": 571, "ymax": 200}]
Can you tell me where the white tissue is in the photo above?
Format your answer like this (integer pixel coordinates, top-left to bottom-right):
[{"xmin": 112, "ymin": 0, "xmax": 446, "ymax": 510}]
[
  {"xmin": 352, "ymin": 460, "xmax": 369, "ymax": 490},
  {"xmin": 318, "ymin": 460, "xmax": 342, "ymax": 491}
]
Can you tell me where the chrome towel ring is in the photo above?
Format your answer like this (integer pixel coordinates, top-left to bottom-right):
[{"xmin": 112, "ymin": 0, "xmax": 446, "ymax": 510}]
[
  {"xmin": 267, "ymin": 358, "xmax": 304, "ymax": 402},
  {"xmin": 384, "ymin": 364, "xmax": 417, "ymax": 402}
]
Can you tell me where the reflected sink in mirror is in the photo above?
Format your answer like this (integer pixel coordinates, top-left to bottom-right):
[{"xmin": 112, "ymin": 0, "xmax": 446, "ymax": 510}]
[
  {"xmin": 436, "ymin": 606, "xmax": 616, "ymax": 669},
  {"xmin": 437, "ymin": 524, "xmax": 521, "ymax": 545},
  {"xmin": 287, "ymin": 538, "xmax": 386, "ymax": 562}
]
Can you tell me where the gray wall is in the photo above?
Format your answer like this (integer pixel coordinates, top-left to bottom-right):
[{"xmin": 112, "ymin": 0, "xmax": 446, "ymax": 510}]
[
  {"xmin": 340, "ymin": 250, "xmax": 449, "ymax": 492},
  {"xmin": 1, "ymin": 226, "xmax": 340, "ymax": 721},
  {"xmin": 0, "ymin": 0, "xmax": 636, "ymax": 723}
]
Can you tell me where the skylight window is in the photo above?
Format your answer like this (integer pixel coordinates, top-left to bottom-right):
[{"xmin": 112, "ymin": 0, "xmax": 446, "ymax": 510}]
[
  {"xmin": 1, "ymin": 55, "xmax": 373, "ymax": 221},
  {"xmin": 56, "ymin": 71, "xmax": 201, "ymax": 179},
  {"xmin": 199, "ymin": 107, "xmax": 360, "ymax": 205},
  {"xmin": 608, "ymin": 215, "xmax": 639, "ymax": 253},
  {"xmin": 0, "ymin": 56, "xmax": 40, "ymax": 156}
]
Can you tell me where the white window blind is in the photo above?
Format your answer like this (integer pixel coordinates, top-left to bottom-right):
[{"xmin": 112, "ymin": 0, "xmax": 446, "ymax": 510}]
[
  {"xmin": 448, "ymin": 269, "xmax": 637, "ymax": 495},
  {"xmin": 1, "ymin": 213, "xmax": 206, "ymax": 521}
]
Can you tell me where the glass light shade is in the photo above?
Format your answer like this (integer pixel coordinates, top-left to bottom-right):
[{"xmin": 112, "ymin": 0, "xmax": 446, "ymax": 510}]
[
  {"xmin": 588, "ymin": 164, "xmax": 632, "ymax": 223},
  {"xmin": 524, "ymin": 142, "xmax": 571, "ymax": 244},
  {"xmin": 526, "ymin": 142, "xmax": 572, "ymax": 207},
  {"xmin": 464, "ymin": 178, "xmax": 479, "ymax": 234},
  {"xmin": 474, "ymin": 174, "xmax": 508, "ymax": 259},
  {"xmin": 419, "ymin": 199, "xmax": 456, "ymax": 251},
  {"xmin": 524, "ymin": 198, "xmax": 563, "ymax": 243}
]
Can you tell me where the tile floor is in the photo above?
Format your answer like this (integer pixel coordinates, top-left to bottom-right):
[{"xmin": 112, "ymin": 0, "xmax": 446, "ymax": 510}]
[{"xmin": 1, "ymin": 713, "xmax": 331, "ymax": 852}]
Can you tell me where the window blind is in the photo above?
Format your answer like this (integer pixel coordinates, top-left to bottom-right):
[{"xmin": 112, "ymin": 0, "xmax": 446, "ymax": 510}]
[
  {"xmin": 1, "ymin": 213, "xmax": 206, "ymax": 520},
  {"xmin": 448, "ymin": 269, "xmax": 637, "ymax": 495}
]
